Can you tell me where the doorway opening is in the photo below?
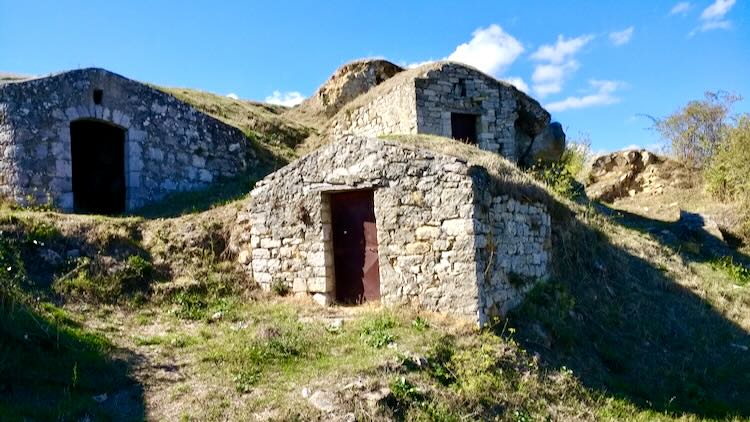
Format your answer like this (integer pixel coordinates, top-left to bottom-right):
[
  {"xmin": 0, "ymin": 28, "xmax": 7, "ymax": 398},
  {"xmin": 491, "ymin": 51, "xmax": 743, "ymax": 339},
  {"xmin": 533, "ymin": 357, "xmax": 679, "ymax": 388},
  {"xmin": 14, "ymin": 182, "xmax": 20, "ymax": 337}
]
[
  {"xmin": 330, "ymin": 190, "xmax": 380, "ymax": 304},
  {"xmin": 70, "ymin": 119, "xmax": 126, "ymax": 214},
  {"xmin": 450, "ymin": 113, "xmax": 478, "ymax": 144}
]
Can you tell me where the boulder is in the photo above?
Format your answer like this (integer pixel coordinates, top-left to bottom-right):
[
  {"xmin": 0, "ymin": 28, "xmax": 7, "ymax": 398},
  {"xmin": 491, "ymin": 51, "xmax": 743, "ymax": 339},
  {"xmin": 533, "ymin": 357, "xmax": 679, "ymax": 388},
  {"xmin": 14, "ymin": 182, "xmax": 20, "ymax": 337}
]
[{"xmin": 528, "ymin": 122, "xmax": 566, "ymax": 164}]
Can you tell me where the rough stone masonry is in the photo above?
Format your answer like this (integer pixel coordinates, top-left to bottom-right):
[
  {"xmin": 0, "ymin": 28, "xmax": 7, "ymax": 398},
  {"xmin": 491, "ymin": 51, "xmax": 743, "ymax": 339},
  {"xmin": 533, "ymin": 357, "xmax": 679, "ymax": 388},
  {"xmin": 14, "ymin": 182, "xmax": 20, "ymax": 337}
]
[
  {"xmin": 330, "ymin": 61, "xmax": 555, "ymax": 163},
  {"xmin": 239, "ymin": 136, "xmax": 551, "ymax": 325},
  {"xmin": 0, "ymin": 68, "xmax": 255, "ymax": 211}
]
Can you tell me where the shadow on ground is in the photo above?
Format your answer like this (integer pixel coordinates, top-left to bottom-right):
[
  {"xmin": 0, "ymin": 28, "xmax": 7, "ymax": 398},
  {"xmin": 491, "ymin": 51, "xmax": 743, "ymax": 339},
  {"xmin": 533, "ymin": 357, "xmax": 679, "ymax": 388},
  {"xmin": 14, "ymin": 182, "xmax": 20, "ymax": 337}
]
[
  {"xmin": 0, "ymin": 214, "xmax": 149, "ymax": 420},
  {"xmin": 597, "ymin": 204, "xmax": 750, "ymax": 266},
  {"xmin": 509, "ymin": 202, "xmax": 750, "ymax": 418},
  {"xmin": 0, "ymin": 304, "xmax": 146, "ymax": 421}
]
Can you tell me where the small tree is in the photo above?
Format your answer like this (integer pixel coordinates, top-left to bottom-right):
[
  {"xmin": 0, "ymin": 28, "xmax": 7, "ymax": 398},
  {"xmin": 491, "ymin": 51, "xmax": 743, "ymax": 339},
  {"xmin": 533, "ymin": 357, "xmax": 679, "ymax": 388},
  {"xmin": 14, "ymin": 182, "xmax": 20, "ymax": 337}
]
[
  {"xmin": 705, "ymin": 114, "xmax": 750, "ymax": 201},
  {"xmin": 649, "ymin": 91, "xmax": 741, "ymax": 167}
]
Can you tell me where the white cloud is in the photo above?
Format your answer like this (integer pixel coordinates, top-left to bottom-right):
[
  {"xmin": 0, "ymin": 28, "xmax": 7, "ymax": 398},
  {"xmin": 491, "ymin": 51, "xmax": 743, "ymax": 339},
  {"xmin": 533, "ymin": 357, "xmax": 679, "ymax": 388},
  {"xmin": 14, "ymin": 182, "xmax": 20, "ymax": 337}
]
[
  {"xmin": 545, "ymin": 80, "xmax": 622, "ymax": 112},
  {"xmin": 446, "ymin": 24, "xmax": 524, "ymax": 76},
  {"xmin": 502, "ymin": 76, "xmax": 529, "ymax": 93},
  {"xmin": 226, "ymin": 93, "xmax": 239, "ymax": 100},
  {"xmin": 264, "ymin": 90, "xmax": 305, "ymax": 107},
  {"xmin": 529, "ymin": 34, "xmax": 593, "ymax": 98},
  {"xmin": 609, "ymin": 27, "xmax": 634, "ymax": 46},
  {"xmin": 621, "ymin": 142, "xmax": 665, "ymax": 153},
  {"xmin": 531, "ymin": 60, "xmax": 580, "ymax": 97},
  {"xmin": 690, "ymin": 0, "xmax": 736, "ymax": 35},
  {"xmin": 530, "ymin": 34, "xmax": 594, "ymax": 64},
  {"xmin": 670, "ymin": 2, "xmax": 692, "ymax": 16},
  {"xmin": 701, "ymin": 0, "xmax": 736, "ymax": 20},
  {"xmin": 405, "ymin": 59, "xmax": 435, "ymax": 69}
]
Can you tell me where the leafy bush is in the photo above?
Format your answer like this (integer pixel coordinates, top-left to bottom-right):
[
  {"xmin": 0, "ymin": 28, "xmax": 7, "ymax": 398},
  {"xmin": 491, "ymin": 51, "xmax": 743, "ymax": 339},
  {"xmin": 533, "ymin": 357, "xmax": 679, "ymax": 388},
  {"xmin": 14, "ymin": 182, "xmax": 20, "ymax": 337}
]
[
  {"xmin": 705, "ymin": 114, "xmax": 750, "ymax": 237},
  {"xmin": 710, "ymin": 256, "xmax": 750, "ymax": 286},
  {"xmin": 271, "ymin": 280, "xmax": 290, "ymax": 296},
  {"xmin": 233, "ymin": 367, "xmax": 261, "ymax": 393},
  {"xmin": 705, "ymin": 115, "xmax": 750, "ymax": 200},
  {"xmin": 390, "ymin": 376, "xmax": 424, "ymax": 403},
  {"xmin": 649, "ymin": 91, "xmax": 741, "ymax": 167},
  {"xmin": 528, "ymin": 136, "xmax": 590, "ymax": 200}
]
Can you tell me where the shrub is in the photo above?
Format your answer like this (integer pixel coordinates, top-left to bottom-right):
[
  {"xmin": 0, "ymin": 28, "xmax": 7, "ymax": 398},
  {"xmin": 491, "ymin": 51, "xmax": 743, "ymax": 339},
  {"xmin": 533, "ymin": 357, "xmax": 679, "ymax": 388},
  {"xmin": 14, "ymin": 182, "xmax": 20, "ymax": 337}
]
[
  {"xmin": 649, "ymin": 91, "xmax": 741, "ymax": 167},
  {"xmin": 529, "ymin": 162, "xmax": 585, "ymax": 200},
  {"xmin": 528, "ymin": 137, "xmax": 590, "ymax": 200},
  {"xmin": 710, "ymin": 256, "xmax": 750, "ymax": 286},
  {"xmin": 705, "ymin": 115, "xmax": 750, "ymax": 200},
  {"xmin": 705, "ymin": 114, "xmax": 750, "ymax": 237}
]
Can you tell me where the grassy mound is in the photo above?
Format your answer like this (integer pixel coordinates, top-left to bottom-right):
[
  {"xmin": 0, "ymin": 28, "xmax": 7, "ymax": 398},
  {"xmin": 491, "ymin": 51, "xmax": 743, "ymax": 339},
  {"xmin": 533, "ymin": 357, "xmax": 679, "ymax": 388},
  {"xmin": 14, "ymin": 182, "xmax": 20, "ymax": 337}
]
[{"xmin": 157, "ymin": 86, "xmax": 313, "ymax": 167}]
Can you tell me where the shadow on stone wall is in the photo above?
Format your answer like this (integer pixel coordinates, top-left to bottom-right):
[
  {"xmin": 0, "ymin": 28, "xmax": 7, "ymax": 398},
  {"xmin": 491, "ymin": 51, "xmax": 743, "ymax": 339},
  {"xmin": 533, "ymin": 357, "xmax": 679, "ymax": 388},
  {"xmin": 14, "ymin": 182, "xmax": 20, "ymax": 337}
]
[
  {"xmin": 131, "ymin": 140, "xmax": 287, "ymax": 219},
  {"xmin": 508, "ymin": 205, "xmax": 750, "ymax": 418}
]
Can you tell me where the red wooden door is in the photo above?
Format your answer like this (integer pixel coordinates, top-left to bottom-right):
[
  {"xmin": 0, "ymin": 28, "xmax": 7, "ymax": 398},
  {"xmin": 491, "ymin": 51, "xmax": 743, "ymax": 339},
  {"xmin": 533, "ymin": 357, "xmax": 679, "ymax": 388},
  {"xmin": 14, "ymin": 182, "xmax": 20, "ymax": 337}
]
[{"xmin": 330, "ymin": 190, "xmax": 380, "ymax": 304}]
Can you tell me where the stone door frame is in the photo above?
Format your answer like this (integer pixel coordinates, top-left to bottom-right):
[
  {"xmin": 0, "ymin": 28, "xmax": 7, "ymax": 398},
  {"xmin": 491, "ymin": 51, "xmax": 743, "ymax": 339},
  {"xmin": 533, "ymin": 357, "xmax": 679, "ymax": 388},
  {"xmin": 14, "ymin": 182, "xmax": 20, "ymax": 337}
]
[{"xmin": 60, "ymin": 105, "xmax": 141, "ymax": 212}]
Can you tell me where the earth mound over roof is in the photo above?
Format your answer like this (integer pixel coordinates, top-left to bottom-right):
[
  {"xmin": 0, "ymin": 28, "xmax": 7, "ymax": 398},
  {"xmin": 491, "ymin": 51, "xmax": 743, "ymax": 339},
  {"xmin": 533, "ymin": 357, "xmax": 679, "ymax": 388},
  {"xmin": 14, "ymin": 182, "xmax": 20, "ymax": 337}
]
[{"xmin": 290, "ymin": 58, "xmax": 404, "ymax": 121}]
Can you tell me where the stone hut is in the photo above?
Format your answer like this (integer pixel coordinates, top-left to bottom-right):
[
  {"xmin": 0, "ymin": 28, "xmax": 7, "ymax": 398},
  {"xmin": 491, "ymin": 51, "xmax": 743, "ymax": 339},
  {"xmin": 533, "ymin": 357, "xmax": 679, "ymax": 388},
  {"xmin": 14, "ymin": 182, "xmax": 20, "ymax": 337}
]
[
  {"xmin": 329, "ymin": 61, "xmax": 556, "ymax": 164},
  {"xmin": 0, "ymin": 68, "xmax": 254, "ymax": 213},
  {"xmin": 240, "ymin": 135, "xmax": 552, "ymax": 325}
]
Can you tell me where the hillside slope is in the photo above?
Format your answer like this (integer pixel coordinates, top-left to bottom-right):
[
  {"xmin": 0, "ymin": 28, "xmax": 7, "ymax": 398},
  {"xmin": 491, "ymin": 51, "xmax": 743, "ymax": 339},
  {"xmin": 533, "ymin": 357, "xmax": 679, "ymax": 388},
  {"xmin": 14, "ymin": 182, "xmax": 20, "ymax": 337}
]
[{"xmin": 1, "ymin": 81, "xmax": 749, "ymax": 420}]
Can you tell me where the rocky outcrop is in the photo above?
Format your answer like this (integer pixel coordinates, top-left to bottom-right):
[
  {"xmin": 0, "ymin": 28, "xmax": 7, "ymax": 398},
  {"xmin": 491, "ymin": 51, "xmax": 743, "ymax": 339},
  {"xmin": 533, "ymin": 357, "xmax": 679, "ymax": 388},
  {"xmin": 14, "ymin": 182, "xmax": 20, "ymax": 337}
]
[
  {"xmin": 522, "ymin": 122, "xmax": 566, "ymax": 165},
  {"xmin": 586, "ymin": 149, "xmax": 692, "ymax": 202},
  {"xmin": 295, "ymin": 59, "xmax": 403, "ymax": 119}
]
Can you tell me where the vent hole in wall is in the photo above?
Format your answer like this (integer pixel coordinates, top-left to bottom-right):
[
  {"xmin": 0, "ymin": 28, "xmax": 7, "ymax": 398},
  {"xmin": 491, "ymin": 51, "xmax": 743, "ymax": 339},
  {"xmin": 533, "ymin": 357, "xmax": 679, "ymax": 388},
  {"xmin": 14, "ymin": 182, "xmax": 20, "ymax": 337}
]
[{"xmin": 93, "ymin": 89, "xmax": 103, "ymax": 105}]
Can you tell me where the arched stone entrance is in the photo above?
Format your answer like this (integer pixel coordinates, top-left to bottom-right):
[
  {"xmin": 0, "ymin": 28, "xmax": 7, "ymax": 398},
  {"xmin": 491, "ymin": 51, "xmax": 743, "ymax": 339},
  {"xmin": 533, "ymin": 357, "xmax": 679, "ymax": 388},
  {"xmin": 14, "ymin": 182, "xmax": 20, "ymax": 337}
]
[{"xmin": 70, "ymin": 119, "xmax": 126, "ymax": 214}]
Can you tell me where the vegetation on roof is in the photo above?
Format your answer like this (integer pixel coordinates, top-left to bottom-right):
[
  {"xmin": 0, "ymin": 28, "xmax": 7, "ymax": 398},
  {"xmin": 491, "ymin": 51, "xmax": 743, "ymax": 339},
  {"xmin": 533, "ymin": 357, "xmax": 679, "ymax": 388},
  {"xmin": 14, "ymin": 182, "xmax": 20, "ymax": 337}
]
[
  {"xmin": 382, "ymin": 134, "xmax": 568, "ymax": 219},
  {"xmin": 157, "ymin": 86, "xmax": 313, "ymax": 167}
]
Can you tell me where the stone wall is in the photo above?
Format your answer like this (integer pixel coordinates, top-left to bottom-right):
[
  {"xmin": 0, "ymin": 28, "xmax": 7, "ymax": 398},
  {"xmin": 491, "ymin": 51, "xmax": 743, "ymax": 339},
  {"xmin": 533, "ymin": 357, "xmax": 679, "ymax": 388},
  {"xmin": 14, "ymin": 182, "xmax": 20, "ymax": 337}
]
[
  {"xmin": 472, "ymin": 173, "xmax": 551, "ymax": 323},
  {"xmin": 245, "ymin": 136, "xmax": 480, "ymax": 317},
  {"xmin": 0, "ymin": 68, "xmax": 254, "ymax": 211},
  {"xmin": 328, "ymin": 62, "xmax": 550, "ymax": 164},
  {"xmin": 329, "ymin": 80, "xmax": 417, "ymax": 140},
  {"xmin": 241, "ymin": 136, "xmax": 552, "ymax": 324}
]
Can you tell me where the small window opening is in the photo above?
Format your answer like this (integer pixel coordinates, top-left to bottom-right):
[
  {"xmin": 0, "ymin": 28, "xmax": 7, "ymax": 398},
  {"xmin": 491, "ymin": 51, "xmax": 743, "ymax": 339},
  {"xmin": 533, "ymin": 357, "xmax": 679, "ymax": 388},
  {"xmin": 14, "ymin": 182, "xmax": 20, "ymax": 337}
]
[
  {"xmin": 93, "ymin": 89, "xmax": 103, "ymax": 105},
  {"xmin": 456, "ymin": 79, "xmax": 467, "ymax": 97},
  {"xmin": 451, "ymin": 113, "xmax": 478, "ymax": 144}
]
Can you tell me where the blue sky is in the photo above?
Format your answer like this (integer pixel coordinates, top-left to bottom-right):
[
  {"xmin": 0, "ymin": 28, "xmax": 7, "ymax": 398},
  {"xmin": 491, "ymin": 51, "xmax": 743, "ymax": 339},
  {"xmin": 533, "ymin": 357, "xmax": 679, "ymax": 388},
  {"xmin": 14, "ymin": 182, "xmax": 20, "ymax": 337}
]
[{"xmin": 1, "ymin": 0, "xmax": 748, "ymax": 153}]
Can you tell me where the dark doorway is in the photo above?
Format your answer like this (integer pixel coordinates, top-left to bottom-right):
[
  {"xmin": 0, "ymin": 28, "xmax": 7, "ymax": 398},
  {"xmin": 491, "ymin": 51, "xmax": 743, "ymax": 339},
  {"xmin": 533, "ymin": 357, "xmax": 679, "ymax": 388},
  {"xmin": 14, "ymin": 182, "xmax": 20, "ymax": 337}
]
[
  {"xmin": 70, "ymin": 120, "xmax": 126, "ymax": 214},
  {"xmin": 451, "ymin": 113, "xmax": 478, "ymax": 144},
  {"xmin": 330, "ymin": 190, "xmax": 380, "ymax": 304}
]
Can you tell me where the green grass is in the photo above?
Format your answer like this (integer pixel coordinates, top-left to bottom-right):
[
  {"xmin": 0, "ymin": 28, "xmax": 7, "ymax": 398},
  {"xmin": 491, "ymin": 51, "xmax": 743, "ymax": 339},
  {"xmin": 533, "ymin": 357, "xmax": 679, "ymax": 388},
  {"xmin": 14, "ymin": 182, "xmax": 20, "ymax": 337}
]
[
  {"xmin": 131, "ymin": 174, "xmax": 256, "ymax": 218},
  {"xmin": 0, "ymin": 301, "xmax": 142, "ymax": 420},
  {"xmin": 710, "ymin": 256, "xmax": 750, "ymax": 286},
  {"xmin": 156, "ymin": 85, "xmax": 311, "ymax": 166}
]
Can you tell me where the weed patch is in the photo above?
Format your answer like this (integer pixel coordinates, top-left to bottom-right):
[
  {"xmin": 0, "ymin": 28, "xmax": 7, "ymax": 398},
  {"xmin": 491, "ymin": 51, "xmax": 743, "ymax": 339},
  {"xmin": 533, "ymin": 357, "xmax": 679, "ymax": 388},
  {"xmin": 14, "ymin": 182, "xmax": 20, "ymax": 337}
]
[
  {"xmin": 359, "ymin": 312, "xmax": 398, "ymax": 348},
  {"xmin": 710, "ymin": 256, "xmax": 750, "ymax": 286}
]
